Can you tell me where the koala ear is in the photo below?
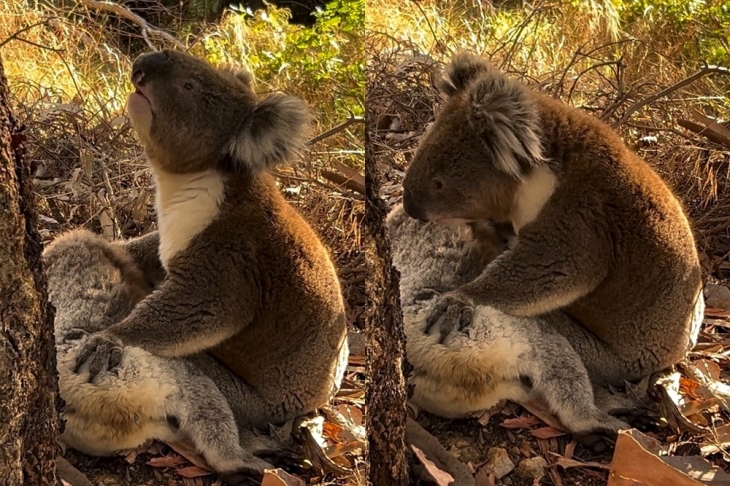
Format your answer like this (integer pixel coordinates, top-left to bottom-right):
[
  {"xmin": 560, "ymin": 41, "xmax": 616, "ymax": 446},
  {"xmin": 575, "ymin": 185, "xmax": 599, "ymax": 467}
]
[
  {"xmin": 465, "ymin": 67, "xmax": 545, "ymax": 178},
  {"xmin": 437, "ymin": 52, "xmax": 492, "ymax": 98},
  {"xmin": 219, "ymin": 65, "xmax": 255, "ymax": 88},
  {"xmin": 229, "ymin": 94, "xmax": 312, "ymax": 172}
]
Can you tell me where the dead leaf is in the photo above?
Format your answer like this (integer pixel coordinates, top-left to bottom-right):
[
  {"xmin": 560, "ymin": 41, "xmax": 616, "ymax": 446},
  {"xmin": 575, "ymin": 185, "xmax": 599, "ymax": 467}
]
[
  {"xmin": 549, "ymin": 452, "xmax": 611, "ymax": 471},
  {"xmin": 521, "ymin": 399, "xmax": 566, "ymax": 430},
  {"xmin": 608, "ymin": 429, "xmax": 730, "ymax": 485},
  {"xmin": 680, "ymin": 397, "xmax": 721, "ymax": 416},
  {"xmin": 564, "ymin": 440, "xmax": 577, "ymax": 460},
  {"xmin": 261, "ymin": 468, "xmax": 306, "ymax": 486},
  {"xmin": 324, "ymin": 440, "xmax": 363, "ymax": 459},
  {"xmin": 147, "ymin": 455, "xmax": 188, "ymax": 468},
  {"xmin": 411, "ymin": 444, "xmax": 455, "ymax": 486},
  {"xmin": 474, "ymin": 467, "xmax": 496, "ymax": 486},
  {"xmin": 531, "ymin": 427, "xmax": 568, "ymax": 439},
  {"xmin": 695, "ymin": 360, "xmax": 722, "ymax": 380},
  {"xmin": 98, "ymin": 209, "xmax": 114, "ymax": 240},
  {"xmin": 176, "ymin": 466, "xmax": 213, "ymax": 478},
  {"xmin": 323, "ymin": 421, "xmax": 344, "ymax": 443},
  {"xmin": 165, "ymin": 439, "xmax": 211, "ymax": 470},
  {"xmin": 477, "ymin": 401, "xmax": 506, "ymax": 426},
  {"xmin": 500, "ymin": 415, "xmax": 542, "ymax": 429},
  {"xmin": 131, "ymin": 189, "xmax": 148, "ymax": 223},
  {"xmin": 80, "ymin": 150, "xmax": 93, "ymax": 180}
]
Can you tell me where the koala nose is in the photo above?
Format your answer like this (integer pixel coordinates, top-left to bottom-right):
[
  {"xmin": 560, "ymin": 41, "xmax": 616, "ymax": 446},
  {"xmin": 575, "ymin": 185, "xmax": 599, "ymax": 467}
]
[
  {"xmin": 131, "ymin": 50, "xmax": 170, "ymax": 85},
  {"xmin": 402, "ymin": 187, "xmax": 427, "ymax": 222}
]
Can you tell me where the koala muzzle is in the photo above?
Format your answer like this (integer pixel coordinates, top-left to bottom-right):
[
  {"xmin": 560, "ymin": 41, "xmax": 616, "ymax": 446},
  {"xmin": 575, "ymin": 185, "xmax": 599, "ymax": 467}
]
[
  {"xmin": 402, "ymin": 187, "xmax": 428, "ymax": 222},
  {"xmin": 132, "ymin": 50, "xmax": 170, "ymax": 85}
]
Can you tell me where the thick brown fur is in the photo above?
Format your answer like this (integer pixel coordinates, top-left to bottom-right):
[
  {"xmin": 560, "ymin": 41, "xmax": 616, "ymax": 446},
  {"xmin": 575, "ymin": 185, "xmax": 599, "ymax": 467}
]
[
  {"xmin": 402, "ymin": 52, "xmax": 704, "ymax": 385},
  {"xmin": 74, "ymin": 49, "xmax": 349, "ymax": 430}
]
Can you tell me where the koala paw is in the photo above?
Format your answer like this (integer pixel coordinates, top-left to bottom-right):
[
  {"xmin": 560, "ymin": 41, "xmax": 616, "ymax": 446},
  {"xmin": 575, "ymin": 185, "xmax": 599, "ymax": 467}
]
[
  {"xmin": 73, "ymin": 332, "xmax": 123, "ymax": 381},
  {"xmin": 424, "ymin": 291, "xmax": 474, "ymax": 343}
]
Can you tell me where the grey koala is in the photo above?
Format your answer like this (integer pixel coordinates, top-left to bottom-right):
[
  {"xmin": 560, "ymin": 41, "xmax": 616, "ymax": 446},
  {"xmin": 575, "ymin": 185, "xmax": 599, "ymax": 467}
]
[
  {"xmin": 386, "ymin": 204, "xmax": 629, "ymax": 437},
  {"xmin": 45, "ymin": 229, "xmax": 286, "ymax": 480}
]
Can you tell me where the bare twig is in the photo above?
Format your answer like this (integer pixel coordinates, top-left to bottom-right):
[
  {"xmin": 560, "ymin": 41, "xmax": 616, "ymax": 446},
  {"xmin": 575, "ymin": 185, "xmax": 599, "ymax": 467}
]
[
  {"xmin": 613, "ymin": 64, "xmax": 730, "ymax": 127},
  {"xmin": 0, "ymin": 18, "xmax": 58, "ymax": 49},
  {"xmin": 307, "ymin": 113, "xmax": 365, "ymax": 146},
  {"xmin": 77, "ymin": 0, "xmax": 184, "ymax": 50}
]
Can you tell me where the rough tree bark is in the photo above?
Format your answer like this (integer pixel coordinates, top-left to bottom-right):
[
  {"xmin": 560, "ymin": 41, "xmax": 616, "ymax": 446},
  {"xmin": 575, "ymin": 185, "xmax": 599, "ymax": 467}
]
[
  {"xmin": 364, "ymin": 127, "xmax": 409, "ymax": 486},
  {"xmin": 0, "ymin": 54, "xmax": 60, "ymax": 485}
]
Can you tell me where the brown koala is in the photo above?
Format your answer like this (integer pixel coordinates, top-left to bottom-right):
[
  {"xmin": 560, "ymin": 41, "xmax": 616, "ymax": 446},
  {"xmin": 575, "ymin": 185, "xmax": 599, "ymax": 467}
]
[
  {"xmin": 73, "ymin": 49, "xmax": 349, "ymax": 431},
  {"xmin": 401, "ymin": 52, "xmax": 704, "ymax": 386}
]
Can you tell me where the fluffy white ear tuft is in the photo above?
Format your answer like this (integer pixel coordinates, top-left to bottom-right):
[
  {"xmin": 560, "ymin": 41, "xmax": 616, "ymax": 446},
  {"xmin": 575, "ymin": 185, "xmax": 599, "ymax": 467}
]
[
  {"xmin": 219, "ymin": 64, "xmax": 255, "ymax": 88},
  {"xmin": 229, "ymin": 94, "xmax": 312, "ymax": 172},
  {"xmin": 465, "ymin": 65, "xmax": 545, "ymax": 178},
  {"xmin": 437, "ymin": 51, "xmax": 492, "ymax": 98}
]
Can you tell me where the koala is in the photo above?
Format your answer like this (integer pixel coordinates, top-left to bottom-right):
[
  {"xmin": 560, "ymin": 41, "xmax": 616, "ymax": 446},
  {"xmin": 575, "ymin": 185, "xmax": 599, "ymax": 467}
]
[
  {"xmin": 45, "ymin": 229, "xmax": 277, "ymax": 478},
  {"xmin": 72, "ymin": 50, "xmax": 349, "ymax": 437},
  {"xmin": 401, "ymin": 52, "xmax": 704, "ymax": 386},
  {"xmin": 386, "ymin": 204, "xmax": 629, "ymax": 437}
]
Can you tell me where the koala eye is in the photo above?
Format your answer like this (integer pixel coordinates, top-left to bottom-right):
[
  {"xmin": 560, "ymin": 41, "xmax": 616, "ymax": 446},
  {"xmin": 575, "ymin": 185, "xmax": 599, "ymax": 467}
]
[
  {"xmin": 432, "ymin": 178, "xmax": 444, "ymax": 191},
  {"xmin": 183, "ymin": 82, "xmax": 194, "ymax": 91}
]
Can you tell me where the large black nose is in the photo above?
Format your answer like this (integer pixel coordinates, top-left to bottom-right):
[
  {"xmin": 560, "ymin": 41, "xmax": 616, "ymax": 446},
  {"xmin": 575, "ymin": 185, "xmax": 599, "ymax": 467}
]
[
  {"xmin": 402, "ymin": 187, "xmax": 427, "ymax": 222},
  {"xmin": 131, "ymin": 50, "xmax": 170, "ymax": 85}
]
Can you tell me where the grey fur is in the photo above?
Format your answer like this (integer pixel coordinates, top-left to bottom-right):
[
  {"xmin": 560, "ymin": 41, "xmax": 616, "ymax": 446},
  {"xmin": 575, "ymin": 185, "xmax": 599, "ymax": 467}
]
[
  {"xmin": 440, "ymin": 52, "xmax": 545, "ymax": 177},
  {"xmin": 386, "ymin": 204, "xmax": 628, "ymax": 436},
  {"xmin": 45, "ymin": 230, "xmax": 278, "ymax": 477}
]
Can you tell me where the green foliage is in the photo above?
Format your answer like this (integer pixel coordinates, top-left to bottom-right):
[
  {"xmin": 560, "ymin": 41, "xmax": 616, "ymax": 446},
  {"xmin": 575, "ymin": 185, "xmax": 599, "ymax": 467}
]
[
  {"xmin": 199, "ymin": 0, "xmax": 364, "ymax": 145},
  {"xmin": 616, "ymin": 0, "xmax": 729, "ymax": 65}
]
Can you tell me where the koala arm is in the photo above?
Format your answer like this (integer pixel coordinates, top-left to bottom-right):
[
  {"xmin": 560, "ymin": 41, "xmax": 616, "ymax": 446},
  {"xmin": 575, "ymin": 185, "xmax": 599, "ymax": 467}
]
[
  {"xmin": 74, "ymin": 265, "xmax": 258, "ymax": 378},
  {"xmin": 458, "ymin": 217, "xmax": 611, "ymax": 317},
  {"xmin": 116, "ymin": 231, "xmax": 167, "ymax": 286}
]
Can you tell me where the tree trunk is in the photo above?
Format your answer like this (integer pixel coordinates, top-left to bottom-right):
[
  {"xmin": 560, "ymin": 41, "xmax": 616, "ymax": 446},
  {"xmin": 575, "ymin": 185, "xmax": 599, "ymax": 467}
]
[
  {"xmin": 364, "ymin": 128, "xmax": 409, "ymax": 486},
  {"xmin": 0, "ymin": 54, "xmax": 60, "ymax": 486}
]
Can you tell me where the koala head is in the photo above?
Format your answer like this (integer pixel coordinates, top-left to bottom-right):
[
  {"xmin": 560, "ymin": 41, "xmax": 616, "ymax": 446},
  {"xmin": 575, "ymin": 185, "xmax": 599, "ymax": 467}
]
[
  {"xmin": 126, "ymin": 49, "xmax": 311, "ymax": 174},
  {"xmin": 401, "ymin": 52, "xmax": 546, "ymax": 224}
]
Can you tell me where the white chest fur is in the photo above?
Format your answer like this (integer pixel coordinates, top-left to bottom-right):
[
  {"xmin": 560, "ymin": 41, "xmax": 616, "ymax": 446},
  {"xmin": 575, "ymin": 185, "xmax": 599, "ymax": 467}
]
[
  {"xmin": 153, "ymin": 168, "xmax": 225, "ymax": 269},
  {"xmin": 510, "ymin": 165, "xmax": 557, "ymax": 233}
]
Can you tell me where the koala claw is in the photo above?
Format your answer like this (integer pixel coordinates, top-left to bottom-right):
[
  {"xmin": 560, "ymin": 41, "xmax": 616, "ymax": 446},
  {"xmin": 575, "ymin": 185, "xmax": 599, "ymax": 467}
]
[
  {"xmin": 73, "ymin": 332, "xmax": 123, "ymax": 380},
  {"xmin": 424, "ymin": 292, "xmax": 474, "ymax": 341}
]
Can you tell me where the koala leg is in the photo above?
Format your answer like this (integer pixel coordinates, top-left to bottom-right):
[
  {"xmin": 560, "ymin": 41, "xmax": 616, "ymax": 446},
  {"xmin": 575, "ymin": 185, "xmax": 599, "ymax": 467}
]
[
  {"xmin": 60, "ymin": 344, "xmax": 272, "ymax": 477},
  {"xmin": 523, "ymin": 329, "xmax": 630, "ymax": 437},
  {"xmin": 543, "ymin": 312, "xmax": 648, "ymax": 386},
  {"xmin": 170, "ymin": 361, "xmax": 274, "ymax": 477}
]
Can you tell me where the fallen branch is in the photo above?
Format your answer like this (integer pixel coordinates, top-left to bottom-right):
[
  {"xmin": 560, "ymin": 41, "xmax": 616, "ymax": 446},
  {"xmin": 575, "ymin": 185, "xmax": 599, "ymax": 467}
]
[
  {"xmin": 405, "ymin": 418, "xmax": 476, "ymax": 486},
  {"xmin": 321, "ymin": 169, "xmax": 365, "ymax": 195},
  {"xmin": 77, "ymin": 0, "xmax": 185, "ymax": 51},
  {"xmin": 677, "ymin": 109, "xmax": 730, "ymax": 149},
  {"xmin": 57, "ymin": 456, "xmax": 93, "ymax": 486},
  {"xmin": 307, "ymin": 112, "xmax": 365, "ymax": 146},
  {"xmin": 613, "ymin": 64, "xmax": 730, "ymax": 127}
]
